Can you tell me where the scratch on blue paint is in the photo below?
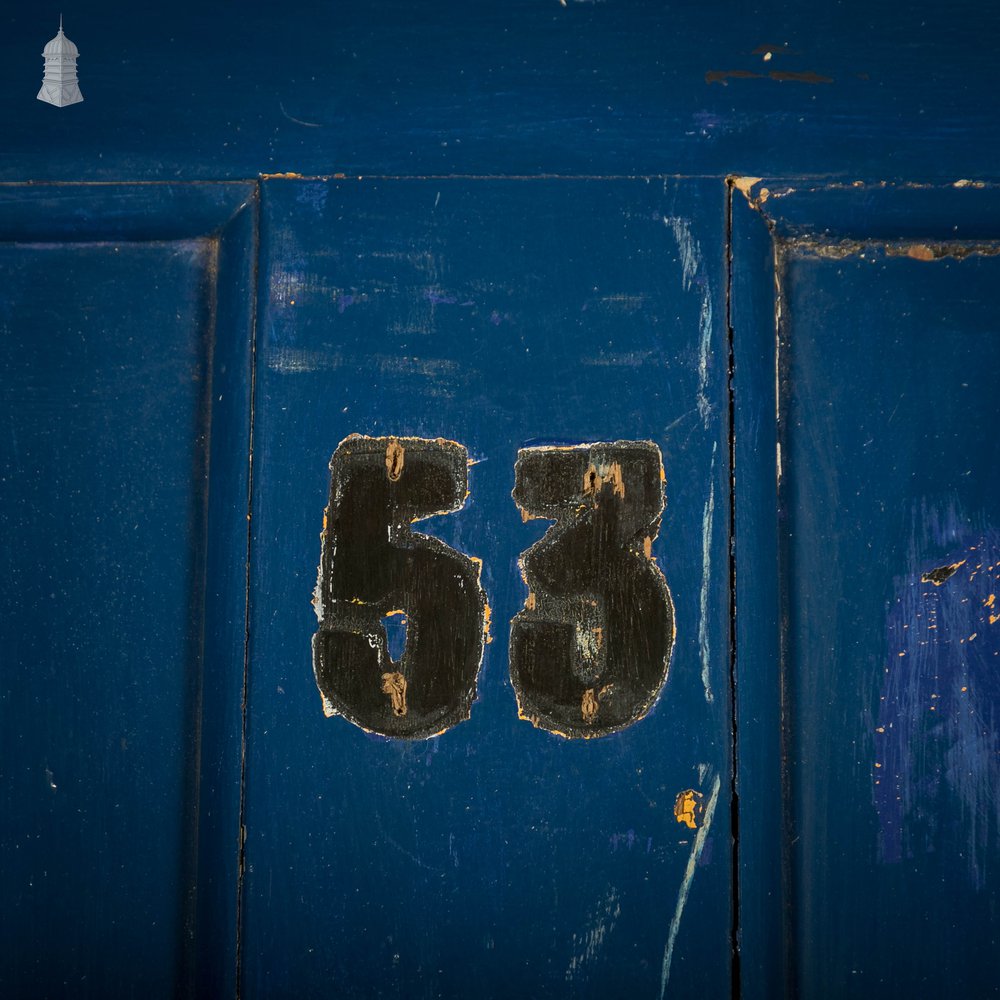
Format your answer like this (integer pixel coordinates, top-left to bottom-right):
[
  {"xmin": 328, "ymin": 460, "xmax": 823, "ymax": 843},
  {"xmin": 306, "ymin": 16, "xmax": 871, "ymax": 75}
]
[
  {"xmin": 659, "ymin": 772, "xmax": 721, "ymax": 998},
  {"xmin": 699, "ymin": 442, "xmax": 717, "ymax": 704},
  {"xmin": 381, "ymin": 831, "xmax": 445, "ymax": 875},
  {"xmin": 876, "ymin": 504, "xmax": 1000, "ymax": 889},
  {"xmin": 278, "ymin": 101, "xmax": 324, "ymax": 127}
]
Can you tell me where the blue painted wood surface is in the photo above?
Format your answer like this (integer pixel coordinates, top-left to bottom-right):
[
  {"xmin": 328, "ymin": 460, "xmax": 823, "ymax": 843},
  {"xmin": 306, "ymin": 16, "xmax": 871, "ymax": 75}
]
[
  {"xmin": 730, "ymin": 186, "xmax": 786, "ymax": 1000},
  {"xmin": 0, "ymin": 184, "xmax": 255, "ymax": 997},
  {"xmin": 239, "ymin": 178, "xmax": 732, "ymax": 998},
  {"xmin": 733, "ymin": 182, "xmax": 1000, "ymax": 997},
  {"xmin": 1, "ymin": 1, "xmax": 998, "ymax": 182},
  {"xmin": 1, "ymin": 1, "xmax": 999, "ymax": 995}
]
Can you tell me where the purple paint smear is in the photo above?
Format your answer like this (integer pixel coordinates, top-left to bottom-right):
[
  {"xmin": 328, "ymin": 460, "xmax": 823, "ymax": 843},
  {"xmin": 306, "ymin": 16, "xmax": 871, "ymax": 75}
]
[
  {"xmin": 609, "ymin": 831, "xmax": 654, "ymax": 854},
  {"xmin": 876, "ymin": 505, "xmax": 1000, "ymax": 889},
  {"xmin": 609, "ymin": 829, "xmax": 638, "ymax": 852}
]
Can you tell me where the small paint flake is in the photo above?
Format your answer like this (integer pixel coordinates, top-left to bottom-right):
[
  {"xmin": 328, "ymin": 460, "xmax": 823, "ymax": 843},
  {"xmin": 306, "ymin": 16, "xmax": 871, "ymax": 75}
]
[{"xmin": 673, "ymin": 789, "xmax": 705, "ymax": 830}]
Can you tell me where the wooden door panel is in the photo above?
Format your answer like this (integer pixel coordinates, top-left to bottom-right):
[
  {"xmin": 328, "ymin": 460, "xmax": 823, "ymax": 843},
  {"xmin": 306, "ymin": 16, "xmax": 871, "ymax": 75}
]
[
  {"xmin": 0, "ymin": 185, "xmax": 256, "ymax": 998},
  {"xmin": 241, "ymin": 178, "xmax": 733, "ymax": 998},
  {"xmin": 733, "ymin": 182, "xmax": 1000, "ymax": 998}
]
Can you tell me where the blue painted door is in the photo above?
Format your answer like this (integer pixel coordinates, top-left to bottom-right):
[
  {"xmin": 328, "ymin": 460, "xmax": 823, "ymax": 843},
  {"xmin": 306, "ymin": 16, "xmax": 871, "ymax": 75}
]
[
  {"xmin": 239, "ymin": 178, "xmax": 733, "ymax": 997},
  {"xmin": 5, "ymin": 175, "xmax": 1000, "ymax": 999},
  {"xmin": 3, "ymin": 5, "xmax": 999, "ymax": 986}
]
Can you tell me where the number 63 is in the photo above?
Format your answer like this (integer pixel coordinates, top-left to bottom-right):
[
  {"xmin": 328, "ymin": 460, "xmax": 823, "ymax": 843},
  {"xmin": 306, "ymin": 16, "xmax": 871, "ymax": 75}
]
[{"xmin": 312, "ymin": 435, "xmax": 675, "ymax": 741}]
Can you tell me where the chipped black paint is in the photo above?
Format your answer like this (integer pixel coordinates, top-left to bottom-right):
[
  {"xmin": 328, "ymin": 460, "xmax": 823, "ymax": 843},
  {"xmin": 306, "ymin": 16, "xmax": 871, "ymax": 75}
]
[
  {"xmin": 921, "ymin": 560, "xmax": 966, "ymax": 585},
  {"xmin": 313, "ymin": 435, "xmax": 486, "ymax": 739},
  {"xmin": 509, "ymin": 442, "xmax": 675, "ymax": 739}
]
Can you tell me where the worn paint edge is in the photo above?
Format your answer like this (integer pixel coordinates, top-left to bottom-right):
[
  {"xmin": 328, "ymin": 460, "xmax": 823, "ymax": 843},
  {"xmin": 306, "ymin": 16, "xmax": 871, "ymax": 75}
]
[{"xmin": 776, "ymin": 236, "xmax": 1000, "ymax": 261}]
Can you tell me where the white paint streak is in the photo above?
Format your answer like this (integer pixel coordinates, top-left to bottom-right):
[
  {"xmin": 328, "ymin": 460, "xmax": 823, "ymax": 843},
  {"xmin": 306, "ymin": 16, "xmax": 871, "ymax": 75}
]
[
  {"xmin": 268, "ymin": 347, "xmax": 463, "ymax": 385},
  {"xmin": 663, "ymin": 215, "xmax": 713, "ymax": 425},
  {"xmin": 699, "ymin": 443, "xmax": 717, "ymax": 703},
  {"xmin": 663, "ymin": 216, "xmax": 698, "ymax": 292},
  {"xmin": 566, "ymin": 887, "xmax": 621, "ymax": 980},
  {"xmin": 659, "ymin": 773, "xmax": 722, "ymax": 999},
  {"xmin": 697, "ymin": 293, "xmax": 713, "ymax": 425}
]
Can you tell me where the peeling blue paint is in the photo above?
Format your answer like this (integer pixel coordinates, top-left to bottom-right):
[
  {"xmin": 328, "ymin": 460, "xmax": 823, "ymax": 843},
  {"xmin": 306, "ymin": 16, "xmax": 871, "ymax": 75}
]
[{"xmin": 876, "ymin": 506, "xmax": 1000, "ymax": 889}]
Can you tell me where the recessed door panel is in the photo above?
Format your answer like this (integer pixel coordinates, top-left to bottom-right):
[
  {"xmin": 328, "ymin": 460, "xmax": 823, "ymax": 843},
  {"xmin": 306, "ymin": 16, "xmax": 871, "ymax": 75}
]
[
  {"xmin": 0, "ymin": 184, "xmax": 255, "ymax": 999},
  {"xmin": 241, "ymin": 178, "xmax": 733, "ymax": 998},
  {"xmin": 733, "ymin": 182, "xmax": 1000, "ymax": 998}
]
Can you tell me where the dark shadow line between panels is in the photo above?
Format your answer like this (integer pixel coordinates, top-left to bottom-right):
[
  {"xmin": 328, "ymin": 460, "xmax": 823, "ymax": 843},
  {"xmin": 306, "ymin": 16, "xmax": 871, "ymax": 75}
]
[
  {"xmin": 234, "ymin": 182, "xmax": 262, "ymax": 1000},
  {"xmin": 724, "ymin": 178, "xmax": 743, "ymax": 1000}
]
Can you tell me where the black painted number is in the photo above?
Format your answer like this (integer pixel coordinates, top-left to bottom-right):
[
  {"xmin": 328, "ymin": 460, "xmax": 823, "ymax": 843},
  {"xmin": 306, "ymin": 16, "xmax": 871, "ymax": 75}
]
[
  {"xmin": 312, "ymin": 435, "xmax": 487, "ymax": 739},
  {"xmin": 509, "ymin": 442, "xmax": 675, "ymax": 738}
]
